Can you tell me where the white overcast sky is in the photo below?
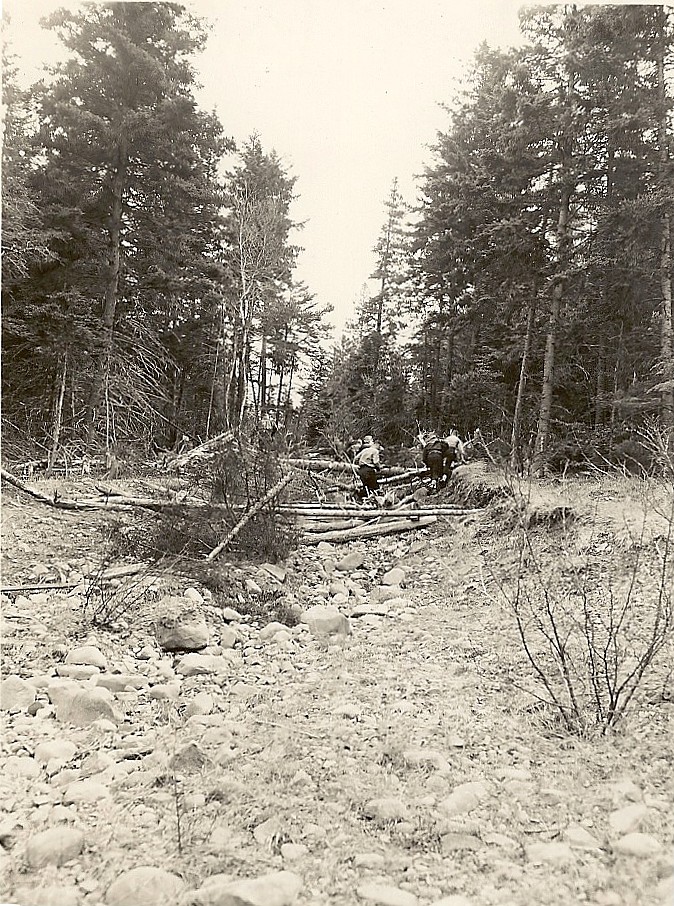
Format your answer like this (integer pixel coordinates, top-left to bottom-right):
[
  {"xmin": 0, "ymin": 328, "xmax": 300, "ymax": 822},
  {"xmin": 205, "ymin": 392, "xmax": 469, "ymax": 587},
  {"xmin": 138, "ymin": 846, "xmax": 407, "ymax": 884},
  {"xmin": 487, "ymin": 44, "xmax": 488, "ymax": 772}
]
[{"xmin": 4, "ymin": 1, "xmax": 531, "ymax": 333}]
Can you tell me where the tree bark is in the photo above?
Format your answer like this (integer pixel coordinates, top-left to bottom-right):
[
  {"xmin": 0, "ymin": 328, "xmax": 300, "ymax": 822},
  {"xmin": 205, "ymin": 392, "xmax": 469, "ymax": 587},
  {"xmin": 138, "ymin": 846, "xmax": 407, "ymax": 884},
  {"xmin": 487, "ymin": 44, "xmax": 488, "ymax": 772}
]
[
  {"xmin": 533, "ymin": 88, "xmax": 574, "ymax": 475},
  {"xmin": 87, "ymin": 134, "xmax": 128, "ymax": 446},
  {"xmin": 259, "ymin": 331, "xmax": 268, "ymax": 417},
  {"xmin": 48, "ymin": 349, "xmax": 68, "ymax": 474},
  {"xmin": 284, "ymin": 354, "xmax": 297, "ymax": 425},
  {"xmin": 659, "ymin": 211, "xmax": 673, "ymax": 427},
  {"xmin": 595, "ymin": 349, "xmax": 607, "ymax": 428},
  {"xmin": 532, "ymin": 263, "xmax": 565, "ymax": 475},
  {"xmin": 657, "ymin": 16, "xmax": 673, "ymax": 426},
  {"xmin": 510, "ymin": 297, "xmax": 536, "ymax": 470}
]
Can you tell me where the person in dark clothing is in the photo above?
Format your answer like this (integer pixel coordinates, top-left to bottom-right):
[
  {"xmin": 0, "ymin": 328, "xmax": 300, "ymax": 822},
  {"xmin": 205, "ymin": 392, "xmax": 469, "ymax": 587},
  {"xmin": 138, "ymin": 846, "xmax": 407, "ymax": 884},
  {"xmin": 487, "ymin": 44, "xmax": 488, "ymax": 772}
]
[{"xmin": 422, "ymin": 436, "xmax": 450, "ymax": 491}]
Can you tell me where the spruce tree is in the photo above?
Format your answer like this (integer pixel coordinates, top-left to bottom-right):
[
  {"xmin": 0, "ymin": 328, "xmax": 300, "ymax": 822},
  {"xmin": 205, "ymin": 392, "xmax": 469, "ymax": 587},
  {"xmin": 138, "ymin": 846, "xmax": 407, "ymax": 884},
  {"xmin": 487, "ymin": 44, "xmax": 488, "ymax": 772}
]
[{"xmin": 31, "ymin": 1, "xmax": 228, "ymax": 447}]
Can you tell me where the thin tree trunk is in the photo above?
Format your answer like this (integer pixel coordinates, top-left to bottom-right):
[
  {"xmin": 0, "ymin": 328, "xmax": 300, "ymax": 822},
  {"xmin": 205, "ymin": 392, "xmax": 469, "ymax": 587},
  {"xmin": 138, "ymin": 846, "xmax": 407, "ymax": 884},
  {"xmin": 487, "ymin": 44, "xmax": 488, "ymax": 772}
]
[
  {"xmin": 422, "ymin": 330, "xmax": 429, "ymax": 420},
  {"xmin": 171, "ymin": 366, "xmax": 185, "ymax": 438},
  {"xmin": 596, "ymin": 143, "xmax": 614, "ymax": 430},
  {"xmin": 284, "ymin": 355, "xmax": 296, "ymax": 424},
  {"xmin": 276, "ymin": 358, "xmax": 286, "ymax": 416},
  {"xmin": 660, "ymin": 212, "xmax": 673, "ymax": 426},
  {"xmin": 533, "ymin": 267, "xmax": 565, "ymax": 475},
  {"xmin": 207, "ymin": 335, "xmax": 224, "ymax": 438},
  {"xmin": 48, "ymin": 349, "xmax": 68, "ymax": 475},
  {"xmin": 608, "ymin": 322, "xmax": 624, "ymax": 456},
  {"xmin": 533, "ymin": 55, "xmax": 577, "ymax": 476},
  {"xmin": 444, "ymin": 329, "xmax": 454, "ymax": 422},
  {"xmin": 511, "ymin": 297, "xmax": 536, "ymax": 470},
  {"xmin": 238, "ymin": 327, "xmax": 252, "ymax": 430},
  {"xmin": 373, "ymin": 179, "xmax": 397, "ymax": 374},
  {"xmin": 87, "ymin": 135, "xmax": 128, "ymax": 445},
  {"xmin": 432, "ymin": 329, "xmax": 441, "ymax": 419},
  {"xmin": 657, "ymin": 9, "xmax": 674, "ymax": 427},
  {"xmin": 250, "ymin": 344, "xmax": 260, "ymax": 420},
  {"xmin": 260, "ymin": 332, "xmax": 268, "ymax": 416},
  {"xmin": 595, "ymin": 349, "xmax": 606, "ymax": 428},
  {"xmin": 225, "ymin": 326, "xmax": 240, "ymax": 430},
  {"xmin": 533, "ymin": 187, "xmax": 572, "ymax": 474}
]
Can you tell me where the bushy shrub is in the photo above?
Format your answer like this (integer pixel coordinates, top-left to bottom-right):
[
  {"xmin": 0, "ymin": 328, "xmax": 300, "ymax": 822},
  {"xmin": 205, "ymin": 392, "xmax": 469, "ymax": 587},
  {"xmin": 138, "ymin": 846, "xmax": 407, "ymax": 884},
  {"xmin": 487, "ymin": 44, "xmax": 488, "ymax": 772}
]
[{"xmin": 124, "ymin": 432, "xmax": 299, "ymax": 565}]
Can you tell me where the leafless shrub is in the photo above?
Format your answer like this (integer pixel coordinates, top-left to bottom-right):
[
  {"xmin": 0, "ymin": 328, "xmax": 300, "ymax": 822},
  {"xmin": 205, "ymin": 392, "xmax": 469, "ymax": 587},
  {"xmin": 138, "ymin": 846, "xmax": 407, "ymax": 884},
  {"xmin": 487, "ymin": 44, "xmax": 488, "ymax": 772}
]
[
  {"xmin": 147, "ymin": 433, "xmax": 298, "ymax": 563},
  {"xmin": 641, "ymin": 420, "xmax": 674, "ymax": 481},
  {"xmin": 82, "ymin": 542, "xmax": 168, "ymax": 628},
  {"xmin": 490, "ymin": 475, "xmax": 674, "ymax": 735}
]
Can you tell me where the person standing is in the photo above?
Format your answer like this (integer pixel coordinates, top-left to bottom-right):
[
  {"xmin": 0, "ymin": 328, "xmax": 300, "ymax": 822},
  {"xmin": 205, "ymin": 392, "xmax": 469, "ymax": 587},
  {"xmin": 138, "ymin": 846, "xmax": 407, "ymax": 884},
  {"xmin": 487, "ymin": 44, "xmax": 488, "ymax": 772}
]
[{"xmin": 354, "ymin": 434, "xmax": 381, "ymax": 498}]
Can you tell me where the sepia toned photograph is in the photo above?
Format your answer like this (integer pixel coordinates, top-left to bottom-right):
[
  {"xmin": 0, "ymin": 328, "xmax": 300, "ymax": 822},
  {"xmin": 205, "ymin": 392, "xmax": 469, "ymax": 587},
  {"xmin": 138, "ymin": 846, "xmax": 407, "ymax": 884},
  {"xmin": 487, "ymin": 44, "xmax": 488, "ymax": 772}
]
[{"xmin": 1, "ymin": 2, "xmax": 672, "ymax": 905}]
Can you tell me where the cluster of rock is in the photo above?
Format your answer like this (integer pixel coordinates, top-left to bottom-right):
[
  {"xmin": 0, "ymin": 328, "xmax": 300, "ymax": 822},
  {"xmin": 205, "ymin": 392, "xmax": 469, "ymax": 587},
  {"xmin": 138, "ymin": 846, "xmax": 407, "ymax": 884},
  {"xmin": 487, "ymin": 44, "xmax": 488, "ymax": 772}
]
[
  {"xmin": 0, "ymin": 539, "xmax": 432, "ymax": 905},
  {"xmin": 1, "ymin": 529, "xmax": 672, "ymax": 906}
]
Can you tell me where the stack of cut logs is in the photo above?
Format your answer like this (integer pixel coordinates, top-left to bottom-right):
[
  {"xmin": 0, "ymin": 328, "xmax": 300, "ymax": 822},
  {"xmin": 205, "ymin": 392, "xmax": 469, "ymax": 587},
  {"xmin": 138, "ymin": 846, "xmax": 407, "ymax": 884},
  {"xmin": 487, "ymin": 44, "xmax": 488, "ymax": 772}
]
[{"xmin": 278, "ymin": 455, "xmax": 480, "ymax": 544}]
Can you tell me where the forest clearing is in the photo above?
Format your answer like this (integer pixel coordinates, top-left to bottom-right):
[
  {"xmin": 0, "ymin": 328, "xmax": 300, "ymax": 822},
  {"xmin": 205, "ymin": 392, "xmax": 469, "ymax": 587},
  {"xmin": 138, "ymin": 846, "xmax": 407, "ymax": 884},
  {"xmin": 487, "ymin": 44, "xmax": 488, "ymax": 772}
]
[{"xmin": 1, "ymin": 461, "xmax": 672, "ymax": 906}]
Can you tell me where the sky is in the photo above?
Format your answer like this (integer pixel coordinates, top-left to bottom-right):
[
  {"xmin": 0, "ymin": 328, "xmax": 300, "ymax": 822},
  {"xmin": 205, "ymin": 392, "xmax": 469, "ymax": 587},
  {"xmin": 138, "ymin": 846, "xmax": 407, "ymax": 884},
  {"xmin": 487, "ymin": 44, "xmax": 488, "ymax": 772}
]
[{"xmin": 2, "ymin": 0, "xmax": 532, "ymax": 334}]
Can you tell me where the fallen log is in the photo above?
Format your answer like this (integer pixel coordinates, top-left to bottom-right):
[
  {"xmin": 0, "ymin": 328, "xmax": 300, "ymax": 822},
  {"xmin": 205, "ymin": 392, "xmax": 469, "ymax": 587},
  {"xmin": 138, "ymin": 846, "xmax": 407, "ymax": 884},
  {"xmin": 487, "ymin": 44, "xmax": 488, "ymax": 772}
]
[
  {"xmin": 2, "ymin": 582, "xmax": 80, "ymax": 594},
  {"xmin": 280, "ymin": 505, "xmax": 478, "ymax": 517},
  {"xmin": 301, "ymin": 518, "xmax": 374, "ymax": 532},
  {"xmin": 302, "ymin": 515, "xmax": 437, "ymax": 544},
  {"xmin": 1, "ymin": 468, "xmax": 104, "ymax": 511},
  {"xmin": 378, "ymin": 467, "xmax": 429, "ymax": 485},
  {"xmin": 1, "ymin": 471, "xmax": 242, "ymax": 516},
  {"xmin": 2, "ymin": 561, "xmax": 164, "ymax": 595},
  {"xmin": 167, "ymin": 429, "xmax": 236, "ymax": 470},
  {"xmin": 281, "ymin": 457, "xmax": 412, "ymax": 478}
]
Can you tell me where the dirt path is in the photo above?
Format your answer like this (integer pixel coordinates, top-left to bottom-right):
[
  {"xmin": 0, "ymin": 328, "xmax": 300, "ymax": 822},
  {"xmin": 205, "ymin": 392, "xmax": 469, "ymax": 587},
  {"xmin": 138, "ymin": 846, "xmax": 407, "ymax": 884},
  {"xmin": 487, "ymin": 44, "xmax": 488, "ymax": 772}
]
[{"xmin": 1, "ymin": 477, "xmax": 672, "ymax": 906}]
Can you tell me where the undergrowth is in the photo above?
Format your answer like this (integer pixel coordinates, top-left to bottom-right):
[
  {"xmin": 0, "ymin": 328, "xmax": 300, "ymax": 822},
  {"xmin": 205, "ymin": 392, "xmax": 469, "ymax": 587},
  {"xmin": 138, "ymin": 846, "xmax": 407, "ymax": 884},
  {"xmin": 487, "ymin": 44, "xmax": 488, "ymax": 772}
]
[{"xmin": 147, "ymin": 434, "xmax": 299, "ymax": 563}]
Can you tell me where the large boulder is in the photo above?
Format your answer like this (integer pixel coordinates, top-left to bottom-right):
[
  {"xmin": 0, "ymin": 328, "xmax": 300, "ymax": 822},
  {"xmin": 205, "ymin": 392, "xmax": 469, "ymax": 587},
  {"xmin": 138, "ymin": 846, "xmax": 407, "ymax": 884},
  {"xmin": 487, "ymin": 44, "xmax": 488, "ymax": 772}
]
[
  {"xmin": 25, "ymin": 827, "xmax": 85, "ymax": 868},
  {"xmin": 301, "ymin": 605, "xmax": 351, "ymax": 639},
  {"xmin": 64, "ymin": 645, "xmax": 108, "ymax": 669},
  {"xmin": 0, "ymin": 674, "xmax": 36, "ymax": 710},
  {"xmin": 175, "ymin": 653, "xmax": 235, "ymax": 676},
  {"xmin": 155, "ymin": 598, "xmax": 210, "ymax": 651},
  {"xmin": 335, "ymin": 551, "xmax": 365, "ymax": 572},
  {"xmin": 105, "ymin": 866, "xmax": 186, "ymax": 906},
  {"xmin": 186, "ymin": 870, "xmax": 302, "ymax": 906},
  {"xmin": 49, "ymin": 681, "xmax": 120, "ymax": 726}
]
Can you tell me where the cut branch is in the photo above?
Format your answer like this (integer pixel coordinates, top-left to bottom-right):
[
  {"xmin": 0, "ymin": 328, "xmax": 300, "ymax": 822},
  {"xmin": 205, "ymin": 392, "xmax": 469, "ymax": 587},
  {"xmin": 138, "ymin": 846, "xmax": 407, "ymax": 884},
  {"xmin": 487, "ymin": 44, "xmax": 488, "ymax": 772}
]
[{"xmin": 206, "ymin": 471, "xmax": 295, "ymax": 561}]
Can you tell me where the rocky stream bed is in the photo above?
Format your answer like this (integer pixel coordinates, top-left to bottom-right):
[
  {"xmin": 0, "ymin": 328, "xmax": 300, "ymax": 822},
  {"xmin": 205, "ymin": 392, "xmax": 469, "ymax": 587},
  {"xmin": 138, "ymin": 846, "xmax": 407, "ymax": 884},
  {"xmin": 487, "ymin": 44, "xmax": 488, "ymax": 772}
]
[{"xmin": 1, "ymin": 474, "xmax": 673, "ymax": 906}]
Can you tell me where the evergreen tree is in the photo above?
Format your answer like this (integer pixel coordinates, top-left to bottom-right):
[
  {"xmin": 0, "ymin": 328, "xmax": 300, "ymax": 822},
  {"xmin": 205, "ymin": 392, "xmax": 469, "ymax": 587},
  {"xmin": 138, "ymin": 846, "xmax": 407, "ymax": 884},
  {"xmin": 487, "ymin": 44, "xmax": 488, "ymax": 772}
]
[
  {"xmin": 1, "ymin": 46, "xmax": 54, "ymax": 285},
  {"xmin": 263, "ymin": 282, "xmax": 332, "ymax": 427},
  {"xmin": 20, "ymin": 1, "xmax": 228, "ymax": 448},
  {"xmin": 406, "ymin": 5, "xmax": 673, "ymax": 467}
]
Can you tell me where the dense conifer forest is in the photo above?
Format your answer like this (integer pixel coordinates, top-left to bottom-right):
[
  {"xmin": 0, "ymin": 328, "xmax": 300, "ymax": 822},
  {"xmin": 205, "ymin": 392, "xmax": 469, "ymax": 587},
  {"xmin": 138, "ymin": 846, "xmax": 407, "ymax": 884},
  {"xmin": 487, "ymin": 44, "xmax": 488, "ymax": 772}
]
[{"xmin": 2, "ymin": 3, "xmax": 673, "ymax": 473}]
